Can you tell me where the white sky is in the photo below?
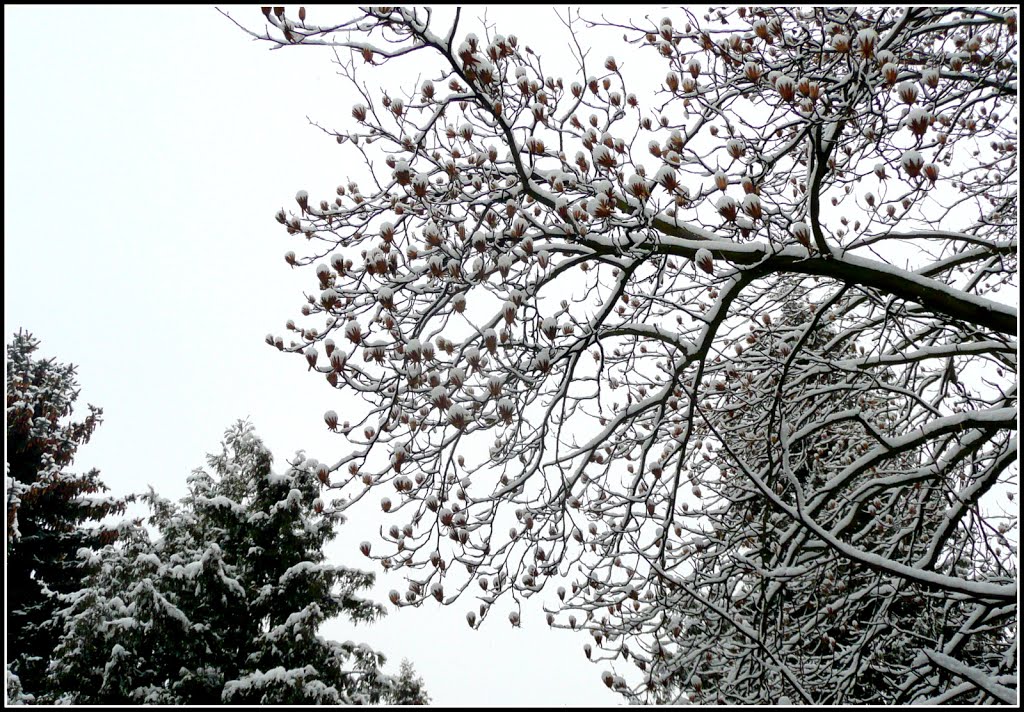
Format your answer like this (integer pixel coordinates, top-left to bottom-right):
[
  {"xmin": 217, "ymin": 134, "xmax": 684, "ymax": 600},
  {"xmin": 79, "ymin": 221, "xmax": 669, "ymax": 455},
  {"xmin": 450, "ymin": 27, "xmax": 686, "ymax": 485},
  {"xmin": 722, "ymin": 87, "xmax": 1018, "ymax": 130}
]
[{"xmin": 3, "ymin": 4, "xmax": 636, "ymax": 706}]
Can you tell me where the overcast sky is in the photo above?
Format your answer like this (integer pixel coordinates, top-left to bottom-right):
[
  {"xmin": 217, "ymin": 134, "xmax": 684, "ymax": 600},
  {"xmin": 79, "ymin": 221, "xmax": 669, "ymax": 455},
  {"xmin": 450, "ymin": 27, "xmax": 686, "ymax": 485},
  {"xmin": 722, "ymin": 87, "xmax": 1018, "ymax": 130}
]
[{"xmin": 3, "ymin": 5, "xmax": 638, "ymax": 706}]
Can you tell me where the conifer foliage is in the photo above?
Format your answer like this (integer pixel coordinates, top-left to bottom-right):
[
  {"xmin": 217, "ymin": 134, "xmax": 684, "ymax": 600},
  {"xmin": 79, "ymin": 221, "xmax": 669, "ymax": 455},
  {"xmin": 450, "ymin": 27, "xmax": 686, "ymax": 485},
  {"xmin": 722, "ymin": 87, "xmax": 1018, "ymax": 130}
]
[
  {"xmin": 45, "ymin": 421, "xmax": 427, "ymax": 704},
  {"xmin": 6, "ymin": 331, "xmax": 127, "ymax": 701}
]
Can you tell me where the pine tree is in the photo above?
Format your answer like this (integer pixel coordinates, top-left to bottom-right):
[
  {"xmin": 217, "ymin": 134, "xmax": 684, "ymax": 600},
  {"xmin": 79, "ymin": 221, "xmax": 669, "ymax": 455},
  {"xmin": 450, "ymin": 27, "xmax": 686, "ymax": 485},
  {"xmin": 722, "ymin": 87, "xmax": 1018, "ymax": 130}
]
[
  {"xmin": 46, "ymin": 421, "xmax": 427, "ymax": 704},
  {"xmin": 389, "ymin": 659, "xmax": 431, "ymax": 705},
  {"xmin": 5, "ymin": 330, "xmax": 127, "ymax": 700}
]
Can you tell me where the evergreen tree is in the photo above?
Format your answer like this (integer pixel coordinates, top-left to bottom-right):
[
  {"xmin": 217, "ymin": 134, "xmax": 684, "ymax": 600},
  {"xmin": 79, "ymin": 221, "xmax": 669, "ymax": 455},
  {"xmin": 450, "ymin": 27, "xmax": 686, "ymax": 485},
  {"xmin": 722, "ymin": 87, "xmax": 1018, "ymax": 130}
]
[
  {"xmin": 5, "ymin": 330, "xmax": 127, "ymax": 700},
  {"xmin": 390, "ymin": 659, "xmax": 431, "ymax": 705},
  {"xmin": 46, "ymin": 421, "xmax": 427, "ymax": 704}
]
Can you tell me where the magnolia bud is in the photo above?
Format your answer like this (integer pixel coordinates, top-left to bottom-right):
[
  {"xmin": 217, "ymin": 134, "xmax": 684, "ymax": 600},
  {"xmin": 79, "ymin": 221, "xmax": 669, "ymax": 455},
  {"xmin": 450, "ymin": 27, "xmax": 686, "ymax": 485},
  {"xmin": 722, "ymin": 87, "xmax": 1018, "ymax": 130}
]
[
  {"xmin": 694, "ymin": 248, "xmax": 714, "ymax": 275},
  {"xmin": 790, "ymin": 221, "xmax": 810, "ymax": 247}
]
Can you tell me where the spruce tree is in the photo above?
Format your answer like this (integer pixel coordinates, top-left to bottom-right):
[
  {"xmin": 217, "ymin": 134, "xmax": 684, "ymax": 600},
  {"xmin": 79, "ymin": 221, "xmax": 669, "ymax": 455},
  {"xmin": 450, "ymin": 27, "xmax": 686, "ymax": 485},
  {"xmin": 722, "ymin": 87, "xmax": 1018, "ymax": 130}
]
[
  {"xmin": 390, "ymin": 658, "xmax": 431, "ymax": 705},
  {"xmin": 46, "ymin": 421, "xmax": 427, "ymax": 704},
  {"xmin": 5, "ymin": 330, "xmax": 127, "ymax": 700}
]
